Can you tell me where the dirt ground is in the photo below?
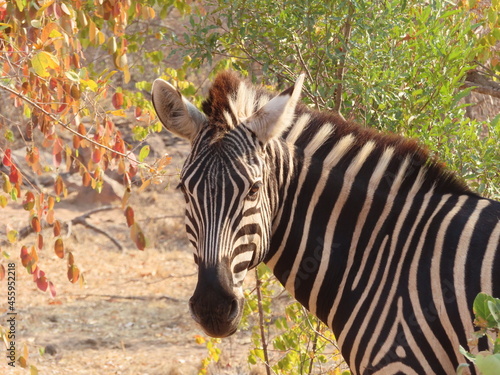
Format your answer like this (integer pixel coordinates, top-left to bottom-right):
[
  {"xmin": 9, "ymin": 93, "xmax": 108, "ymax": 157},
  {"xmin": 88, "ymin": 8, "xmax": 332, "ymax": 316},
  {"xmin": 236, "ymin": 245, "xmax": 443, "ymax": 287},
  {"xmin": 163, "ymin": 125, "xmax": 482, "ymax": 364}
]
[{"xmin": 0, "ymin": 139, "xmax": 269, "ymax": 375}]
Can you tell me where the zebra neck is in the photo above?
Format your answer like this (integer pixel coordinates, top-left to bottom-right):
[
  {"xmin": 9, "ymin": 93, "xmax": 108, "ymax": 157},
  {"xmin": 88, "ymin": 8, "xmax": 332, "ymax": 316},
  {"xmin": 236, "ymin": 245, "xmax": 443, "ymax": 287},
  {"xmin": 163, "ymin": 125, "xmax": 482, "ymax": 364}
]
[{"xmin": 264, "ymin": 135, "xmax": 430, "ymax": 324}]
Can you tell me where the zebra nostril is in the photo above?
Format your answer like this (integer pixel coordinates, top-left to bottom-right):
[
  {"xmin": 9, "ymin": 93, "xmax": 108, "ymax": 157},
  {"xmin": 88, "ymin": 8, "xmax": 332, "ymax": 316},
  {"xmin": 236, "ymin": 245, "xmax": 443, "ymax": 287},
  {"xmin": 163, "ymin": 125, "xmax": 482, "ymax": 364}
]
[{"xmin": 228, "ymin": 298, "xmax": 239, "ymax": 321}]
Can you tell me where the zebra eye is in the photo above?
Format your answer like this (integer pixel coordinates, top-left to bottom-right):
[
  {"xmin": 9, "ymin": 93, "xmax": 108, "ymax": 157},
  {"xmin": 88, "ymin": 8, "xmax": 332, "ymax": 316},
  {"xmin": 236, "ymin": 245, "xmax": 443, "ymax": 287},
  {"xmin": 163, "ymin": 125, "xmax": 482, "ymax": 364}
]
[{"xmin": 247, "ymin": 181, "xmax": 262, "ymax": 200}]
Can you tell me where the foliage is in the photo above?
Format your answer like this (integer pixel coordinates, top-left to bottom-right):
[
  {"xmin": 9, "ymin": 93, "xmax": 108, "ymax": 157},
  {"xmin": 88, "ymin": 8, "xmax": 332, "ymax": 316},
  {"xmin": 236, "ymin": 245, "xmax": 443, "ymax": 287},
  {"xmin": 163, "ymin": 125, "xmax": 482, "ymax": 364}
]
[
  {"xmin": 0, "ymin": 0, "xmax": 191, "ymax": 369},
  {"xmin": 240, "ymin": 265, "xmax": 349, "ymax": 374},
  {"xmin": 175, "ymin": 0, "xmax": 500, "ymax": 199},
  {"xmin": 458, "ymin": 293, "xmax": 500, "ymax": 375}
]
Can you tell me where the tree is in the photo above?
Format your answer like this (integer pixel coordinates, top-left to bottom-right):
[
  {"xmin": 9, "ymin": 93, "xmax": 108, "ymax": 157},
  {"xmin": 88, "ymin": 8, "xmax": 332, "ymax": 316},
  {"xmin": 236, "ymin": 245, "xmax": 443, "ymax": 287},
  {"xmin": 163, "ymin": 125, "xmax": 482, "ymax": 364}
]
[{"xmin": 1, "ymin": 0, "xmax": 498, "ymax": 372}]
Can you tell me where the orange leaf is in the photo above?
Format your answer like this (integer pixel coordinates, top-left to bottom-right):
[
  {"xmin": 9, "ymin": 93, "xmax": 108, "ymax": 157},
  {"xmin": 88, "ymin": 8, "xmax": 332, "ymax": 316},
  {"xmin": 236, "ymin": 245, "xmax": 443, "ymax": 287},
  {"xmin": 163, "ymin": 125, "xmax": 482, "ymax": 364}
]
[
  {"xmin": 46, "ymin": 209, "xmax": 55, "ymax": 225},
  {"xmin": 54, "ymin": 175, "xmax": 64, "ymax": 195},
  {"xmin": 68, "ymin": 265, "xmax": 80, "ymax": 283},
  {"xmin": 53, "ymin": 220, "xmax": 61, "ymax": 237},
  {"xmin": 20, "ymin": 246, "xmax": 31, "ymax": 267},
  {"xmin": 112, "ymin": 92, "xmax": 124, "ymax": 109},
  {"xmin": 92, "ymin": 147, "xmax": 102, "ymax": 163},
  {"xmin": 68, "ymin": 251, "xmax": 75, "ymax": 266},
  {"xmin": 73, "ymin": 134, "xmax": 81, "ymax": 149},
  {"xmin": 48, "ymin": 196, "xmax": 55, "ymax": 210},
  {"xmin": 37, "ymin": 233, "xmax": 44, "ymax": 249},
  {"xmin": 54, "ymin": 238, "xmax": 64, "ymax": 258},
  {"xmin": 0, "ymin": 264, "xmax": 5, "ymax": 281},
  {"xmin": 31, "ymin": 216, "xmax": 42, "ymax": 233}
]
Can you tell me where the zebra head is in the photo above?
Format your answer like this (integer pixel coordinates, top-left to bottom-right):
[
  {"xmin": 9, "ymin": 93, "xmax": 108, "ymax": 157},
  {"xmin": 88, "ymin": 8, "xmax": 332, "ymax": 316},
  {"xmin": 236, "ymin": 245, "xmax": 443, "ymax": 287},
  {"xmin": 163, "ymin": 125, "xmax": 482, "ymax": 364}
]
[{"xmin": 152, "ymin": 73, "xmax": 304, "ymax": 337}]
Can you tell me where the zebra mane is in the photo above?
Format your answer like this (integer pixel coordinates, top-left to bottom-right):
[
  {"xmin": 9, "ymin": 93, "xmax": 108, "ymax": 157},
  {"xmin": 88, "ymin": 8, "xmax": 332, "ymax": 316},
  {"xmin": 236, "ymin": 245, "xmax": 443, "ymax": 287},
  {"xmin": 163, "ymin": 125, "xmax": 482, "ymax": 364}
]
[{"xmin": 201, "ymin": 71, "xmax": 472, "ymax": 195}]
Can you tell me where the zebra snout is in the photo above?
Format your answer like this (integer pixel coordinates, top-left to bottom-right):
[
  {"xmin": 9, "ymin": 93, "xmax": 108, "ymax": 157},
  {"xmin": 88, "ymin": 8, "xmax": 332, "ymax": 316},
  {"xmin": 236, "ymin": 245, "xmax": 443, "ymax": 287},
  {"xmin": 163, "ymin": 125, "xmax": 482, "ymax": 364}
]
[{"xmin": 189, "ymin": 293, "xmax": 242, "ymax": 338}]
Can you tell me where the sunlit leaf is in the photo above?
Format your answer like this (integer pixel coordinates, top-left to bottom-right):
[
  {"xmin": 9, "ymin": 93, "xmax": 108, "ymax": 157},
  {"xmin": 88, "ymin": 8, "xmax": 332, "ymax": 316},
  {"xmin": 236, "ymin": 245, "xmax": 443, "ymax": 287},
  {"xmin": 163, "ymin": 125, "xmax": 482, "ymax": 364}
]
[
  {"xmin": 36, "ymin": 275, "xmax": 48, "ymax": 292},
  {"xmin": 130, "ymin": 222, "xmax": 146, "ymax": 250},
  {"xmin": 7, "ymin": 229, "xmax": 18, "ymax": 243},
  {"xmin": 2, "ymin": 148, "xmax": 12, "ymax": 166},
  {"xmin": 54, "ymin": 175, "xmax": 64, "ymax": 196},
  {"xmin": 31, "ymin": 51, "xmax": 59, "ymax": 78},
  {"xmin": 48, "ymin": 281, "xmax": 57, "ymax": 298},
  {"xmin": 23, "ymin": 191, "xmax": 35, "ymax": 210},
  {"xmin": 53, "ymin": 220, "xmax": 61, "ymax": 237},
  {"xmin": 124, "ymin": 206, "xmax": 134, "ymax": 227},
  {"xmin": 37, "ymin": 233, "xmax": 44, "ymax": 249},
  {"xmin": 54, "ymin": 238, "xmax": 64, "ymax": 258},
  {"xmin": 31, "ymin": 216, "xmax": 42, "ymax": 233},
  {"xmin": 68, "ymin": 264, "xmax": 80, "ymax": 283},
  {"xmin": 138, "ymin": 145, "xmax": 150, "ymax": 162}
]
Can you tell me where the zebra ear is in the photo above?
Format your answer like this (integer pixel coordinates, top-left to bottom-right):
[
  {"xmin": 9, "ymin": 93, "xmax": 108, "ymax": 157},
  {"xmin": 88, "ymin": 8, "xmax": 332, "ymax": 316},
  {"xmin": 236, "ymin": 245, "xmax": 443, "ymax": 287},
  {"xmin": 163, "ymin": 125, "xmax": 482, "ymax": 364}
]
[
  {"xmin": 245, "ymin": 74, "xmax": 305, "ymax": 144},
  {"xmin": 152, "ymin": 79, "xmax": 206, "ymax": 141}
]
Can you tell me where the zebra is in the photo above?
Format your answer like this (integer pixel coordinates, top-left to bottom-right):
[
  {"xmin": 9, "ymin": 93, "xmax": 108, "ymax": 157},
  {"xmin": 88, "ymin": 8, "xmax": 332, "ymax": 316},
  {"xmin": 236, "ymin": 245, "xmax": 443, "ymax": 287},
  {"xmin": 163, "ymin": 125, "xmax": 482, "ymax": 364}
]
[{"xmin": 151, "ymin": 71, "xmax": 499, "ymax": 374}]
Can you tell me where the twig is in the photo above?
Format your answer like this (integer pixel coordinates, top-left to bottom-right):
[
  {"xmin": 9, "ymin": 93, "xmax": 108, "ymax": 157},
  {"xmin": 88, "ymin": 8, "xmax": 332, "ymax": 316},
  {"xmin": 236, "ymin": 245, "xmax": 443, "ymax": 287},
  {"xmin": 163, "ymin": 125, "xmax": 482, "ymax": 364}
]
[
  {"xmin": 255, "ymin": 268, "xmax": 272, "ymax": 375},
  {"xmin": 333, "ymin": 3, "xmax": 354, "ymax": 120},
  {"xmin": 0, "ymin": 83, "xmax": 152, "ymax": 169},
  {"xmin": 8, "ymin": 205, "xmax": 124, "ymax": 251},
  {"xmin": 73, "ymin": 293, "xmax": 183, "ymax": 303}
]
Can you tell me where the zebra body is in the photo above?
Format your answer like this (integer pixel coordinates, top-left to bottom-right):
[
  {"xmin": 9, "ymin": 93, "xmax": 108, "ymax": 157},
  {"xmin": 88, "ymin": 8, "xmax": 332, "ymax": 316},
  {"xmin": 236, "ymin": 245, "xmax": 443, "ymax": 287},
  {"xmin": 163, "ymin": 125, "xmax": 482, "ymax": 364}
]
[{"xmin": 152, "ymin": 71, "xmax": 499, "ymax": 374}]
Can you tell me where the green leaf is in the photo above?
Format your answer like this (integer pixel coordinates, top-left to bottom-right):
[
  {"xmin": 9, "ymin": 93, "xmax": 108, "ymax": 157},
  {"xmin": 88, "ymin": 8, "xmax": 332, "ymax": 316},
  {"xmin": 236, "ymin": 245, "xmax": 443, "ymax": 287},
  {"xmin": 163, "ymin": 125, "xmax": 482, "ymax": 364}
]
[
  {"xmin": 138, "ymin": 145, "xmax": 150, "ymax": 162},
  {"xmin": 475, "ymin": 352, "xmax": 500, "ymax": 375},
  {"xmin": 474, "ymin": 293, "xmax": 500, "ymax": 329}
]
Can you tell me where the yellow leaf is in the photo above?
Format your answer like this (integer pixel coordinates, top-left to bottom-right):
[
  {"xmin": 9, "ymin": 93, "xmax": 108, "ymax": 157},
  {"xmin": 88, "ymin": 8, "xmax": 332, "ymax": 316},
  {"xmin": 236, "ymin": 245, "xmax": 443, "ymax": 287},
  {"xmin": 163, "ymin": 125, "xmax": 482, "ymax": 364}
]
[
  {"xmin": 107, "ymin": 109, "xmax": 126, "ymax": 117},
  {"xmin": 31, "ymin": 51, "xmax": 59, "ymax": 78}
]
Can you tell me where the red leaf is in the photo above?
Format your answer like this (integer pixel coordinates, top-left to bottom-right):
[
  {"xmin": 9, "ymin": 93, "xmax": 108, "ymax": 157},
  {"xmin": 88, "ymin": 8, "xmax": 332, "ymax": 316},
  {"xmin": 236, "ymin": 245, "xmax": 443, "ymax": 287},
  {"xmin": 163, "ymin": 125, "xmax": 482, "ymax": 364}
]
[
  {"xmin": 112, "ymin": 92, "xmax": 124, "ymax": 109},
  {"xmin": 0, "ymin": 264, "xmax": 5, "ymax": 281},
  {"xmin": 9, "ymin": 165, "xmax": 21, "ymax": 184},
  {"xmin": 2, "ymin": 148, "xmax": 12, "ymax": 166},
  {"xmin": 124, "ymin": 206, "xmax": 134, "ymax": 227},
  {"xmin": 37, "ymin": 276, "xmax": 48, "ymax": 292}
]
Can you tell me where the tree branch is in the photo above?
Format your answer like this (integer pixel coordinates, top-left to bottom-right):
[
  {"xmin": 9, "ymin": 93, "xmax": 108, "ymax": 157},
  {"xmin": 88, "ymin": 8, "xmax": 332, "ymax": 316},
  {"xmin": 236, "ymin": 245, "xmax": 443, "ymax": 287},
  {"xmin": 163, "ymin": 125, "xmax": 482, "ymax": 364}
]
[
  {"xmin": 462, "ymin": 69, "xmax": 500, "ymax": 99},
  {"xmin": 333, "ymin": 3, "xmax": 355, "ymax": 120},
  {"xmin": 0, "ymin": 83, "xmax": 152, "ymax": 169},
  {"xmin": 9, "ymin": 205, "xmax": 124, "ymax": 251}
]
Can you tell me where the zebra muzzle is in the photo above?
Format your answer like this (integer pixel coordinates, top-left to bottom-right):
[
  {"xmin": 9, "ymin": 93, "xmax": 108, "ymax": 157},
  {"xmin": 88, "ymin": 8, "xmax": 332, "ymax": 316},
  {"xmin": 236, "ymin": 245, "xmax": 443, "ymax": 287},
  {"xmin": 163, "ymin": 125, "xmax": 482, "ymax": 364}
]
[{"xmin": 189, "ymin": 264, "xmax": 244, "ymax": 338}]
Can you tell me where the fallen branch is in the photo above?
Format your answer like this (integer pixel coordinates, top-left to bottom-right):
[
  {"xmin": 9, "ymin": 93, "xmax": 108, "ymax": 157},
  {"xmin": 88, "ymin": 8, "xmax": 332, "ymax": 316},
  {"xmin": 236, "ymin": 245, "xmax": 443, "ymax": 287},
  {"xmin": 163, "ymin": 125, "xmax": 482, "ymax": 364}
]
[
  {"xmin": 73, "ymin": 293, "xmax": 184, "ymax": 303},
  {"xmin": 9, "ymin": 205, "xmax": 124, "ymax": 251}
]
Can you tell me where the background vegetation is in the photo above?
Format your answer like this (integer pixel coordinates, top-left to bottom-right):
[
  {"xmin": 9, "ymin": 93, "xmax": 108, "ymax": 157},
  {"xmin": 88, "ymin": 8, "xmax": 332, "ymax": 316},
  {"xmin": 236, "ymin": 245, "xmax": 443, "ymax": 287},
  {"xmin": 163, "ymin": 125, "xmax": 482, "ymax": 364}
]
[{"xmin": 0, "ymin": 0, "xmax": 499, "ymax": 373}]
